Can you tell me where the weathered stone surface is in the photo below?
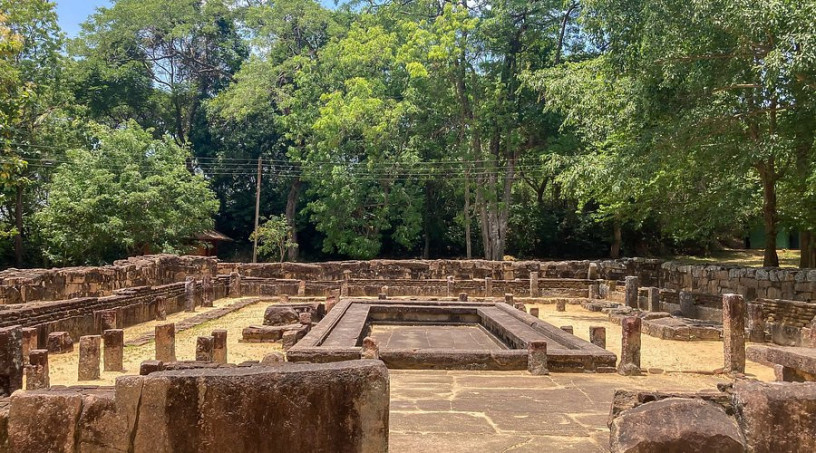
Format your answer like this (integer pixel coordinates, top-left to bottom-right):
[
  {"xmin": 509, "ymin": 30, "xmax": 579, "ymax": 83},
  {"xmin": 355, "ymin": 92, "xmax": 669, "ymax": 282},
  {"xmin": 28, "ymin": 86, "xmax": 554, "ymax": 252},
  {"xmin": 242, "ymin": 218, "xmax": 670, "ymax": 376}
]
[
  {"xmin": 127, "ymin": 360, "xmax": 389, "ymax": 453},
  {"xmin": 155, "ymin": 323, "xmax": 176, "ymax": 362},
  {"xmin": 78, "ymin": 335, "xmax": 101, "ymax": 381},
  {"xmin": 212, "ymin": 329, "xmax": 227, "ymax": 364},
  {"xmin": 362, "ymin": 336, "xmax": 379, "ymax": 360},
  {"xmin": 7, "ymin": 388, "xmax": 84, "ymax": 452},
  {"xmin": 504, "ymin": 293, "xmax": 513, "ymax": 305},
  {"xmin": 241, "ymin": 325, "xmax": 299, "ymax": 343},
  {"xmin": 733, "ymin": 380, "xmax": 816, "ymax": 453},
  {"xmin": 610, "ymin": 398, "xmax": 745, "ymax": 453},
  {"xmin": 20, "ymin": 328, "xmax": 36, "ymax": 367},
  {"xmin": 103, "ymin": 329, "xmax": 124, "ymax": 372},
  {"xmin": 260, "ymin": 352, "xmax": 286, "ymax": 366},
  {"xmin": 560, "ymin": 325, "xmax": 573, "ymax": 334},
  {"xmin": 196, "ymin": 336, "xmax": 215, "ymax": 362},
  {"xmin": 747, "ymin": 302, "xmax": 766, "ymax": 343},
  {"xmin": 529, "ymin": 307, "xmax": 539, "ymax": 318},
  {"xmin": 679, "ymin": 290, "xmax": 696, "ymax": 318},
  {"xmin": 619, "ymin": 317, "xmax": 641, "ymax": 376},
  {"xmin": 154, "ymin": 295, "xmax": 167, "ymax": 321},
  {"xmin": 97, "ymin": 309, "xmax": 118, "ymax": 332},
  {"xmin": 139, "ymin": 360, "xmax": 164, "ymax": 376},
  {"xmin": 529, "ymin": 271, "xmax": 539, "ymax": 297},
  {"xmin": 723, "ymin": 293, "xmax": 746, "ymax": 373},
  {"xmin": 624, "ymin": 276, "xmax": 639, "ymax": 309},
  {"xmin": 263, "ymin": 306, "xmax": 300, "ymax": 326},
  {"xmin": 0, "ymin": 326, "xmax": 22, "ymax": 397},
  {"xmin": 646, "ymin": 287, "xmax": 660, "ymax": 312},
  {"xmin": 201, "ymin": 274, "xmax": 214, "ymax": 307},
  {"xmin": 746, "ymin": 345, "xmax": 816, "ymax": 380},
  {"xmin": 47, "ymin": 331, "xmax": 73, "ymax": 354},
  {"xmin": 458, "ymin": 292, "xmax": 468, "ymax": 302},
  {"xmin": 229, "ymin": 271, "xmax": 242, "ymax": 298},
  {"xmin": 590, "ymin": 326, "xmax": 606, "ymax": 349},
  {"xmin": 24, "ymin": 349, "xmax": 49, "ymax": 390},
  {"xmin": 556, "ymin": 300, "xmax": 566, "ymax": 312},
  {"xmin": 527, "ymin": 341, "xmax": 548, "ymax": 375},
  {"xmin": 184, "ymin": 276, "xmax": 196, "ymax": 312},
  {"xmin": 299, "ymin": 311, "xmax": 313, "ymax": 325}
]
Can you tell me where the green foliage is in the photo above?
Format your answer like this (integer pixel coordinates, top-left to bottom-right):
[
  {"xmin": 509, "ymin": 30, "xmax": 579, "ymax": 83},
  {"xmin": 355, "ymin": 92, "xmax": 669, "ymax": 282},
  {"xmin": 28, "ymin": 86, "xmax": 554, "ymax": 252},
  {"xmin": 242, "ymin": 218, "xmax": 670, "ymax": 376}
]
[
  {"xmin": 251, "ymin": 215, "xmax": 297, "ymax": 262},
  {"xmin": 35, "ymin": 122, "xmax": 219, "ymax": 265}
]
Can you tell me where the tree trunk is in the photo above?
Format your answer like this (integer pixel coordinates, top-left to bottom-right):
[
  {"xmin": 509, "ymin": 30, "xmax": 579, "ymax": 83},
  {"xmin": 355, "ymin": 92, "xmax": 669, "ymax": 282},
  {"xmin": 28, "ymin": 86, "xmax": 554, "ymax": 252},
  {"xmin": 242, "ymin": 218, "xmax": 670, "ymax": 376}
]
[
  {"xmin": 800, "ymin": 232, "xmax": 816, "ymax": 268},
  {"xmin": 14, "ymin": 185, "xmax": 23, "ymax": 267},
  {"xmin": 285, "ymin": 178, "xmax": 301, "ymax": 261},
  {"xmin": 464, "ymin": 170, "xmax": 472, "ymax": 259},
  {"xmin": 610, "ymin": 219, "xmax": 622, "ymax": 259},
  {"xmin": 758, "ymin": 161, "xmax": 780, "ymax": 267}
]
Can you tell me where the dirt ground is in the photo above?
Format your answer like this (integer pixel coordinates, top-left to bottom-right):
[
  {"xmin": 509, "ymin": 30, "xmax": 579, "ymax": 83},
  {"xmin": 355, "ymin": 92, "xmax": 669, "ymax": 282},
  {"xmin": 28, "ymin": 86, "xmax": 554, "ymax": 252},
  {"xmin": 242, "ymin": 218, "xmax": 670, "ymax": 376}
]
[{"xmin": 43, "ymin": 297, "xmax": 774, "ymax": 387}]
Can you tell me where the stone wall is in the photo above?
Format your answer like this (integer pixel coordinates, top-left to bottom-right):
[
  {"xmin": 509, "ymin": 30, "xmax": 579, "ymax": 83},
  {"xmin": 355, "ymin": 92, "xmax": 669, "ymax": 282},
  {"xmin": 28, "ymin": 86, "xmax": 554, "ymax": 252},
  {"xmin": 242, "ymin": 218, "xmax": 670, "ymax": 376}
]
[
  {"xmin": 0, "ymin": 360, "xmax": 389, "ymax": 453},
  {"xmin": 0, "ymin": 255, "xmax": 217, "ymax": 305}
]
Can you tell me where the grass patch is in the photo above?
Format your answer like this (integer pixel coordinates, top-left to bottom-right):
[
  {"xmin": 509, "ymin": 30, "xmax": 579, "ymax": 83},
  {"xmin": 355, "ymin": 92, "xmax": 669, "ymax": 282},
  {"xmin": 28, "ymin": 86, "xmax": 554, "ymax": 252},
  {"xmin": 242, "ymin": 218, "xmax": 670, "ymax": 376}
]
[{"xmin": 671, "ymin": 249, "xmax": 800, "ymax": 268}]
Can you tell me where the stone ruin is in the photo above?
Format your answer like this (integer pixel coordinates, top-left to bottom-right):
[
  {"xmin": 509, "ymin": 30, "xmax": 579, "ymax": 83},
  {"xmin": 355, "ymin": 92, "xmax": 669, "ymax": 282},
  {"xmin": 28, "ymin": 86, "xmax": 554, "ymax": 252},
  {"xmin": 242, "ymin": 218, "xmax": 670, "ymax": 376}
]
[{"xmin": 0, "ymin": 255, "xmax": 815, "ymax": 451}]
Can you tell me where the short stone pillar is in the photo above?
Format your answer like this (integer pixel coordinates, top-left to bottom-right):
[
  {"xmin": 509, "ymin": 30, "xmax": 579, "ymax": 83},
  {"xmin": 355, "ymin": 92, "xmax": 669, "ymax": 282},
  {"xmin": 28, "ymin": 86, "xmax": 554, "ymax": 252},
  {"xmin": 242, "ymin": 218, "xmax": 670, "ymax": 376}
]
[
  {"xmin": 325, "ymin": 296, "xmax": 338, "ymax": 313},
  {"xmin": 484, "ymin": 277, "xmax": 493, "ymax": 297},
  {"xmin": 446, "ymin": 276, "xmax": 454, "ymax": 297},
  {"xmin": 618, "ymin": 317, "xmax": 642, "ymax": 376},
  {"xmin": 103, "ymin": 329, "xmax": 124, "ymax": 372},
  {"xmin": 646, "ymin": 287, "xmax": 660, "ymax": 312},
  {"xmin": 380, "ymin": 286, "xmax": 389, "ymax": 298},
  {"xmin": 46, "ymin": 331, "xmax": 73, "ymax": 354},
  {"xmin": 97, "ymin": 309, "xmax": 117, "ymax": 332},
  {"xmin": 154, "ymin": 295, "xmax": 167, "ymax": 321},
  {"xmin": 529, "ymin": 307, "xmax": 540, "ymax": 318},
  {"xmin": 139, "ymin": 360, "xmax": 164, "ymax": 376},
  {"xmin": 212, "ymin": 329, "xmax": 228, "ymax": 364},
  {"xmin": 184, "ymin": 276, "xmax": 196, "ymax": 312},
  {"xmin": 504, "ymin": 293, "xmax": 514, "ymax": 305},
  {"xmin": 25, "ymin": 349, "xmax": 49, "ymax": 390},
  {"xmin": 0, "ymin": 325, "xmax": 23, "ymax": 396},
  {"xmin": 361, "ymin": 336, "xmax": 379, "ymax": 360},
  {"xmin": 155, "ymin": 323, "xmax": 176, "ymax": 362},
  {"xmin": 560, "ymin": 325, "xmax": 574, "ymax": 334},
  {"xmin": 527, "ymin": 341, "xmax": 548, "ymax": 375},
  {"xmin": 624, "ymin": 276, "xmax": 640, "ymax": 309},
  {"xmin": 529, "ymin": 271, "xmax": 539, "ymax": 297},
  {"xmin": 229, "ymin": 271, "xmax": 242, "ymax": 298},
  {"xmin": 340, "ymin": 281, "xmax": 349, "ymax": 297},
  {"xmin": 299, "ymin": 312, "xmax": 313, "ymax": 325},
  {"xmin": 458, "ymin": 292, "xmax": 468, "ymax": 302},
  {"xmin": 21, "ymin": 327, "xmax": 37, "ymax": 366},
  {"xmin": 747, "ymin": 302, "xmax": 765, "ymax": 343},
  {"xmin": 722, "ymin": 293, "xmax": 746, "ymax": 374},
  {"xmin": 282, "ymin": 330, "xmax": 299, "ymax": 351},
  {"xmin": 679, "ymin": 291, "xmax": 695, "ymax": 318},
  {"xmin": 588, "ymin": 263, "xmax": 599, "ymax": 280},
  {"xmin": 502, "ymin": 262, "xmax": 515, "ymax": 281},
  {"xmin": 590, "ymin": 326, "xmax": 606, "ymax": 349},
  {"xmin": 202, "ymin": 274, "xmax": 214, "ymax": 308},
  {"xmin": 556, "ymin": 300, "xmax": 566, "ymax": 312},
  {"xmin": 196, "ymin": 335, "xmax": 214, "ymax": 362},
  {"xmin": 78, "ymin": 335, "xmax": 101, "ymax": 381},
  {"xmin": 298, "ymin": 280, "xmax": 306, "ymax": 297},
  {"xmin": 588, "ymin": 281, "xmax": 601, "ymax": 300},
  {"xmin": 343, "ymin": 269, "xmax": 352, "ymax": 281}
]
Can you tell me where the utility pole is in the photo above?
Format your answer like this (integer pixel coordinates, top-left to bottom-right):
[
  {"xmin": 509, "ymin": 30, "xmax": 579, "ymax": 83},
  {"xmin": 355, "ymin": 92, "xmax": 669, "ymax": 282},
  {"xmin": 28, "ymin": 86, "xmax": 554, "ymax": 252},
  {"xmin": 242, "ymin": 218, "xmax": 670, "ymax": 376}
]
[{"xmin": 252, "ymin": 156, "xmax": 262, "ymax": 263}]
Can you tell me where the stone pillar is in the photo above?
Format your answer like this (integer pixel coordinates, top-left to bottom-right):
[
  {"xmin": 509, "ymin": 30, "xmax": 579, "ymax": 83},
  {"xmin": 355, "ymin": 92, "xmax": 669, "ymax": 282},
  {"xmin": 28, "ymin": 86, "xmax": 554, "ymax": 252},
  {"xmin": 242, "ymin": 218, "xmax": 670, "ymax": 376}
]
[
  {"xmin": 589, "ymin": 281, "xmax": 601, "ymax": 300},
  {"xmin": 556, "ymin": 300, "xmax": 566, "ymax": 312},
  {"xmin": 325, "ymin": 296, "xmax": 338, "ymax": 313},
  {"xmin": 340, "ymin": 281, "xmax": 349, "ymax": 297},
  {"xmin": 590, "ymin": 326, "xmax": 606, "ymax": 349},
  {"xmin": 458, "ymin": 292, "xmax": 468, "ymax": 302},
  {"xmin": 618, "ymin": 316, "xmax": 641, "ymax": 376},
  {"xmin": 155, "ymin": 323, "xmax": 176, "ymax": 362},
  {"xmin": 504, "ymin": 293, "xmax": 514, "ymax": 305},
  {"xmin": 185, "ymin": 276, "xmax": 196, "ymax": 312},
  {"xmin": 212, "ymin": 330, "xmax": 228, "ymax": 364},
  {"xmin": 25, "ymin": 349, "xmax": 49, "ymax": 390},
  {"xmin": 624, "ymin": 276, "xmax": 640, "ymax": 309},
  {"xmin": 229, "ymin": 271, "xmax": 242, "ymax": 298},
  {"xmin": 679, "ymin": 291, "xmax": 695, "ymax": 318},
  {"xmin": 361, "ymin": 336, "xmax": 379, "ymax": 360},
  {"xmin": 21, "ymin": 327, "xmax": 37, "ymax": 366},
  {"xmin": 343, "ymin": 269, "xmax": 352, "ymax": 282},
  {"xmin": 0, "ymin": 325, "xmax": 23, "ymax": 396},
  {"xmin": 282, "ymin": 330, "xmax": 299, "ymax": 351},
  {"xmin": 196, "ymin": 335, "xmax": 214, "ymax": 362},
  {"xmin": 299, "ymin": 312, "xmax": 313, "ymax": 325},
  {"xmin": 98, "ymin": 309, "xmax": 117, "ymax": 332},
  {"xmin": 560, "ymin": 325, "xmax": 574, "ymax": 334},
  {"xmin": 503, "ymin": 263, "xmax": 515, "ymax": 281},
  {"xmin": 527, "ymin": 341, "xmax": 548, "ymax": 375},
  {"xmin": 747, "ymin": 302, "xmax": 765, "ymax": 343},
  {"xmin": 529, "ymin": 271, "xmax": 539, "ymax": 297},
  {"xmin": 202, "ymin": 274, "xmax": 214, "ymax": 308},
  {"xmin": 722, "ymin": 293, "xmax": 746, "ymax": 374},
  {"xmin": 298, "ymin": 280, "xmax": 306, "ymax": 297},
  {"xmin": 154, "ymin": 295, "xmax": 167, "ymax": 321},
  {"xmin": 485, "ymin": 277, "xmax": 493, "ymax": 297},
  {"xmin": 529, "ymin": 307, "xmax": 540, "ymax": 318},
  {"xmin": 446, "ymin": 276, "xmax": 454, "ymax": 297},
  {"xmin": 46, "ymin": 331, "xmax": 73, "ymax": 354},
  {"xmin": 647, "ymin": 287, "xmax": 660, "ymax": 312},
  {"xmin": 78, "ymin": 335, "xmax": 101, "ymax": 381},
  {"xmin": 588, "ymin": 262, "xmax": 600, "ymax": 280},
  {"xmin": 378, "ymin": 286, "xmax": 388, "ymax": 300},
  {"xmin": 103, "ymin": 329, "xmax": 124, "ymax": 372}
]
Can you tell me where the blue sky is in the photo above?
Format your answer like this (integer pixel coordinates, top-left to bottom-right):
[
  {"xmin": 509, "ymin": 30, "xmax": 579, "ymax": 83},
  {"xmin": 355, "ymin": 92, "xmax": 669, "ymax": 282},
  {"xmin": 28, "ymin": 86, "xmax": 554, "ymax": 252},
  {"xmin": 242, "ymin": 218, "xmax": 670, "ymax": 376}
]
[{"xmin": 54, "ymin": 0, "xmax": 339, "ymax": 37}]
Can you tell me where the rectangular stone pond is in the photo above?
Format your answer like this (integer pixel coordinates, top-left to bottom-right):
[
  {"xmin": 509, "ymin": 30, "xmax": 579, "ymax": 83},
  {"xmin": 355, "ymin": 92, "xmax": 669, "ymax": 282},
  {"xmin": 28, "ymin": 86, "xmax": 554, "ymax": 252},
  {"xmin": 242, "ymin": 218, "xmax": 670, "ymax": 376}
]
[{"xmin": 287, "ymin": 299, "xmax": 617, "ymax": 372}]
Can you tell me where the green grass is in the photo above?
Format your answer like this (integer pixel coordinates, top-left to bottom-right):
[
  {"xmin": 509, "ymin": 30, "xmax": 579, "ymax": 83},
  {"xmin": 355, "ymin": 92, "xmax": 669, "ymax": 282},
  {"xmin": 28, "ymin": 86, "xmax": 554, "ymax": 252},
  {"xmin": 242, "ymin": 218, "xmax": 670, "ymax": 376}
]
[{"xmin": 671, "ymin": 249, "xmax": 800, "ymax": 268}]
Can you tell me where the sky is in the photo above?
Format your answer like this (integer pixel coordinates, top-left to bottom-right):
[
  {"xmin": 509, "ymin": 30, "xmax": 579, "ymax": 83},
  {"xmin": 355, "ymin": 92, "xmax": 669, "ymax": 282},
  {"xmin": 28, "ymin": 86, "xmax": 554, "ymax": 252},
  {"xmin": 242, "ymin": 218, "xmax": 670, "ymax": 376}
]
[{"xmin": 54, "ymin": 0, "xmax": 339, "ymax": 38}]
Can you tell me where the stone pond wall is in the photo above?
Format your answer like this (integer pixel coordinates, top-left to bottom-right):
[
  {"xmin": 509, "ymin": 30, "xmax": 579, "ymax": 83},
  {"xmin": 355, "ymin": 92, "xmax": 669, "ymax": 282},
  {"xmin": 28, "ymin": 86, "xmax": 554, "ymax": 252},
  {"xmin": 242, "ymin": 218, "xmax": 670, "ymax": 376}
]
[{"xmin": 0, "ymin": 360, "xmax": 390, "ymax": 453}]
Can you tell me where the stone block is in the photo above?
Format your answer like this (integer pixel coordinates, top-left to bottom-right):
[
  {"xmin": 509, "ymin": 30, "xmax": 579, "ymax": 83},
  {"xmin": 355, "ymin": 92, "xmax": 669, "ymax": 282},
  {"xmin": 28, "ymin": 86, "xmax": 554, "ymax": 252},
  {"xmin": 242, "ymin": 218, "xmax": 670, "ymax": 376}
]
[
  {"xmin": 155, "ymin": 324, "xmax": 176, "ymax": 362},
  {"xmin": 20, "ymin": 328, "xmax": 37, "ymax": 366},
  {"xmin": 624, "ymin": 276, "xmax": 639, "ymax": 309},
  {"xmin": 24, "ymin": 349, "xmax": 48, "ymax": 390},
  {"xmin": 527, "ymin": 341, "xmax": 548, "ymax": 375},
  {"xmin": 723, "ymin": 294, "xmax": 746, "ymax": 373},
  {"xmin": 0, "ymin": 326, "xmax": 23, "ymax": 397},
  {"xmin": 154, "ymin": 295, "xmax": 167, "ymax": 321},
  {"xmin": 196, "ymin": 336, "xmax": 214, "ymax": 362},
  {"xmin": 618, "ymin": 317, "xmax": 641, "ymax": 376},
  {"xmin": 264, "ymin": 306, "xmax": 300, "ymax": 326},
  {"xmin": 590, "ymin": 326, "xmax": 606, "ymax": 349},
  {"xmin": 733, "ymin": 380, "xmax": 816, "ymax": 453},
  {"xmin": 184, "ymin": 276, "xmax": 196, "ymax": 312},
  {"xmin": 46, "ymin": 331, "xmax": 73, "ymax": 355},
  {"xmin": 78, "ymin": 335, "xmax": 101, "ymax": 381},
  {"xmin": 103, "ymin": 329, "xmax": 124, "ymax": 372},
  {"xmin": 361, "ymin": 336, "xmax": 379, "ymax": 360},
  {"xmin": 211, "ymin": 330, "xmax": 227, "ymax": 364}
]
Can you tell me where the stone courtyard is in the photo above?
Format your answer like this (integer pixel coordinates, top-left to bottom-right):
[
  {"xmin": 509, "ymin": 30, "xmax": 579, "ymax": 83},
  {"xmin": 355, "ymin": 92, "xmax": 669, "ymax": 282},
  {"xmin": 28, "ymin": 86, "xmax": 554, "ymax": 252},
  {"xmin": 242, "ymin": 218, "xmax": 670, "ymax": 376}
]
[{"xmin": 0, "ymin": 256, "xmax": 814, "ymax": 452}]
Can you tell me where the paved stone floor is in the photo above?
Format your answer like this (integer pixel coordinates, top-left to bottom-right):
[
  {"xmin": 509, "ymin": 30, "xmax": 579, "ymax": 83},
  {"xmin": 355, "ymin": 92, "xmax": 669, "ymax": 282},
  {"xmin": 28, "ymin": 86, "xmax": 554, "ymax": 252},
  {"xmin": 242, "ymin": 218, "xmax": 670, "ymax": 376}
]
[
  {"xmin": 372, "ymin": 325, "xmax": 506, "ymax": 350},
  {"xmin": 389, "ymin": 370, "xmax": 737, "ymax": 452}
]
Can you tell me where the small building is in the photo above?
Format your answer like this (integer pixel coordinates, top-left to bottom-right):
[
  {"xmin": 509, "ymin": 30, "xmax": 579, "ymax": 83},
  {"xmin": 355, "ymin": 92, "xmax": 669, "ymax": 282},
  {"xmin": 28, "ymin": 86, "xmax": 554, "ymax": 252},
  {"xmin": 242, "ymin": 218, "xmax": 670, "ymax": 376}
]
[{"xmin": 194, "ymin": 230, "xmax": 233, "ymax": 256}]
